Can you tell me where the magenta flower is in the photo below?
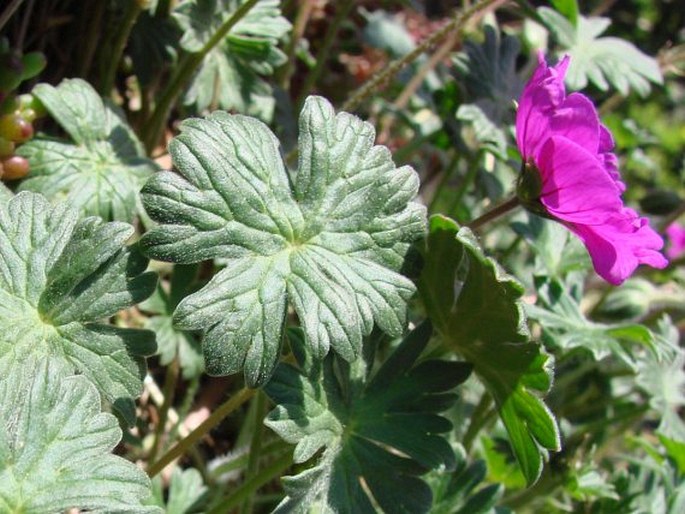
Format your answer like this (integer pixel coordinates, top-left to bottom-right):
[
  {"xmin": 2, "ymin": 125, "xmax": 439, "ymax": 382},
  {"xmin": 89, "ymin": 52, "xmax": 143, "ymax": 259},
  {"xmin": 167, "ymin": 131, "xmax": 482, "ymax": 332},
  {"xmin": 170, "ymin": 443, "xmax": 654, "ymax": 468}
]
[
  {"xmin": 665, "ymin": 222, "xmax": 685, "ymax": 260},
  {"xmin": 515, "ymin": 53, "xmax": 667, "ymax": 285}
]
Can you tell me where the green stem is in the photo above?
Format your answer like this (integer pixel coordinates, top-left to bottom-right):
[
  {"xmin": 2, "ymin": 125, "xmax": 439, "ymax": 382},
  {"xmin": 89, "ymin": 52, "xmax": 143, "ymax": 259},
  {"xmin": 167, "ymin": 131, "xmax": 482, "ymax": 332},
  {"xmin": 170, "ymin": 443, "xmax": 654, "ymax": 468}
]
[
  {"xmin": 341, "ymin": 0, "xmax": 501, "ymax": 112},
  {"xmin": 295, "ymin": 0, "xmax": 355, "ymax": 109},
  {"xmin": 209, "ymin": 451, "xmax": 294, "ymax": 514},
  {"xmin": 142, "ymin": 0, "xmax": 260, "ymax": 152},
  {"xmin": 277, "ymin": 0, "xmax": 315, "ymax": 89},
  {"xmin": 466, "ymin": 195, "xmax": 521, "ymax": 232},
  {"xmin": 154, "ymin": 0, "xmax": 171, "ymax": 18},
  {"xmin": 209, "ymin": 439, "xmax": 289, "ymax": 480},
  {"xmin": 148, "ymin": 357, "xmax": 180, "ymax": 465},
  {"xmin": 240, "ymin": 391, "xmax": 268, "ymax": 514},
  {"xmin": 0, "ymin": 0, "xmax": 25, "ymax": 32},
  {"xmin": 78, "ymin": 0, "xmax": 106, "ymax": 77},
  {"xmin": 427, "ymin": 150, "xmax": 461, "ymax": 213},
  {"xmin": 147, "ymin": 386, "xmax": 256, "ymax": 477},
  {"xmin": 462, "ymin": 392, "xmax": 494, "ymax": 452},
  {"xmin": 448, "ymin": 153, "xmax": 481, "ymax": 219},
  {"xmin": 101, "ymin": 0, "xmax": 144, "ymax": 95}
]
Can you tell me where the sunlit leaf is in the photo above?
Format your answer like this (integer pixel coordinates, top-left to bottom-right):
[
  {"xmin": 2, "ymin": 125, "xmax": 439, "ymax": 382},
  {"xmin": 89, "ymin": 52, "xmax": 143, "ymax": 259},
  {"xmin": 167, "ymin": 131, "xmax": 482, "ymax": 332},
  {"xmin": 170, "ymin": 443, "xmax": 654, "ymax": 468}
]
[
  {"xmin": 17, "ymin": 79, "xmax": 158, "ymax": 222},
  {"xmin": 538, "ymin": 7, "xmax": 662, "ymax": 96},
  {"xmin": 174, "ymin": 0, "xmax": 291, "ymax": 119},
  {"xmin": 141, "ymin": 96, "xmax": 426, "ymax": 386},
  {"xmin": 0, "ymin": 192, "xmax": 157, "ymax": 424},
  {"xmin": 0, "ymin": 356, "xmax": 160, "ymax": 513}
]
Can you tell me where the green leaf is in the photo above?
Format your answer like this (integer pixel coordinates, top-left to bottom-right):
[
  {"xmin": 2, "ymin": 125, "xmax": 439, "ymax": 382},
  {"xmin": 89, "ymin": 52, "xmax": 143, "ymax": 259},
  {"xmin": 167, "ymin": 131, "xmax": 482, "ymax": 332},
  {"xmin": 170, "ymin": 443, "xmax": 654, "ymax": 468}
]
[
  {"xmin": 143, "ymin": 265, "xmax": 204, "ymax": 379},
  {"xmin": 0, "ymin": 192, "xmax": 157, "ymax": 425},
  {"xmin": 452, "ymin": 25, "xmax": 522, "ymax": 123},
  {"xmin": 456, "ymin": 104, "xmax": 508, "ymax": 159},
  {"xmin": 550, "ymin": 0, "xmax": 579, "ymax": 26},
  {"xmin": 527, "ymin": 277, "xmax": 655, "ymax": 367},
  {"xmin": 141, "ymin": 96, "xmax": 425, "ymax": 386},
  {"xmin": 538, "ymin": 7, "xmax": 663, "ymax": 96},
  {"xmin": 0, "ymin": 356, "xmax": 160, "ymax": 513},
  {"xmin": 637, "ymin": 317, "xmax": 685, "ymax": 446},
  {"xmin": 17, "ymin": 79, "xmax": 158, "ymax": 222},
  {"xmin": 511, "ymin": 213, "xmax": 590, "ymax": 278},
  {"xmin": 429, "ymin": 444, "xmax": 504, "ymax": 514},
  {"xmin": 174, "ymin": 0, "xmax": 291, "ymax": 119},
  {"xmin": 264, "ymin": 324, "xmax": 472, "ymax": 513},
  {"xmin": 418, "ymin": 215, "xmax": 560, "ymax": 485},
  {"xmin": 149, "ymin": 467, "xmax": 208, "ymax": 513}
]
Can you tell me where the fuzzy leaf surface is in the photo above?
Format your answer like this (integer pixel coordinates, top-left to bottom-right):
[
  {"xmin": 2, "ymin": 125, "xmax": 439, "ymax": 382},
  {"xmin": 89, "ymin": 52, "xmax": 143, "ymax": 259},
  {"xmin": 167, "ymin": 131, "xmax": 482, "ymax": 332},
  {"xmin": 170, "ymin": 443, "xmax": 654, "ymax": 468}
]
[
  {"xmin": 149, "ymin": 467, "xmax": 208, "ymax": 513},
  {"xmin": 0, "ymin": 192, "xmax": 157, "ymax": 424},
  {"xmin": 527, "ymin": 277, "xmax": 654, "ymax": 367},
  {"xmin": 418, "ymin": 215, "xmax": 560, "ymax": 485},
  {"xmin": 174, "ymin": 0, "xmax": 291, "ymax": 118},
  {"xmin": 264, "ymin": 324, "xmax": 471, "ymax": 513},
  {"xmin": 538, "ymin": 7, "xmax": 662, "ymax": 96},
  {"xmin": 17, "ymin": 79, "xmax": 157, "ymax": 222},
  {"xmin": 0, "ymin": 357, "xmax": 160, "ymax": 513},
  {"xmin": 141, "ymin": 96, "xmax": 425, "ymax": 386}
]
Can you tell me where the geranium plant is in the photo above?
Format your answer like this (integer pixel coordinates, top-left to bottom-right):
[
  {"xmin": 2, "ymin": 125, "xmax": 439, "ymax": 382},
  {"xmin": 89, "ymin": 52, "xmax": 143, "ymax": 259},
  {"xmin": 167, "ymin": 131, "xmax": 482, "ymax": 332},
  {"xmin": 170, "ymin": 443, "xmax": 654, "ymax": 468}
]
[{"xmin": 0, "ymin": 0, "xmax": 683, "ymax": 513}]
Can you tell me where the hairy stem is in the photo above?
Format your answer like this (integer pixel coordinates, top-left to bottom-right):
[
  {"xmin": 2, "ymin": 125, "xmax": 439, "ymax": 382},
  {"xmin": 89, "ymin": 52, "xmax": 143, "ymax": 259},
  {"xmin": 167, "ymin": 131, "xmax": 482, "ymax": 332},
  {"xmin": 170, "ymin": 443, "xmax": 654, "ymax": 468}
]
[
  {"xmin": 100, "ymin": 0, "xmax": 145, "ymax": 95},
  {"xmin": 278, "ymin": 0, "xmax": 316, "ymax": 89},
  {"xmin": 462, "ymin": 392, "xmax": 494, "ymax": 452},
  {"xmin": 0, "ymin": 0, "xmax": 25, "ymax": 33},
  {"xmin": 240, "ymin": 391, "xmax": 268, "ymax": 514},
  {"xmin": 147, "ymin": 386, "xmax": 256, "ymax": 477},
  {"xmin": 295, "ymin": 0, "xmax": 355, "ymax": 109},
  {"xmin": 466, "ymin": 195, "xmax": 521, "ymax": 231},
  {"xmin": 142, "ymin": 0, "xmax": 260, "ymax": 152},
  {"xmin": 148, "ymin": 357, "xmax": 180, "ymax": 465},
  {"xmin": 341, "ymin": 0, "xmax": 501, "ymax": 112},
  {"xmin": 209, "ymin": 451, "xmax": 294, "ymax": 513}
]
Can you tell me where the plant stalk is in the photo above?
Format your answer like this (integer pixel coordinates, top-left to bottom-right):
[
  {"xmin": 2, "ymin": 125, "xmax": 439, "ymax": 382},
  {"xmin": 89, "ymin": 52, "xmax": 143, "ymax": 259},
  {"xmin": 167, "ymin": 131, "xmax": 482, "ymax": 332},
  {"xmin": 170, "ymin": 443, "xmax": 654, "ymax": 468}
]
[
  {"xmin": 240, "ymin": 391, "xmax": 268, "ymax": 514},
  {"xmin": 147, "ymin": 386, "xmax": 256, "ymax": 477},
  {"xmin": 341, "ymin": 0, "xmax": 501, "ymax": 112},
  {"xmin": 0, "ymin": 0, "xmax": 25, "ymax": 32},
  {"xmin": 466, "ymin": 195, "xmax": 521, "ymax": 231},
  {"xmin": 142, "ymin": 0, "xmax": 260, "ymax": 152},
  {"xmin": 295, "ymin": 0, "xmax": 355, "ymax": 109},
  {"xmin": 100, "ymin": 0, "xmax": 144, "ymax": 96},
  {"xmin": 148, "ymin": 357, "xmax": 180, "ymax": 465},
  {"xmin": 278, "ymin": 0, "xmax": 316, "ymax": 89},
  {"xmin": 209, "ymin": 451, "xmax": 294, "ymax": 513}
]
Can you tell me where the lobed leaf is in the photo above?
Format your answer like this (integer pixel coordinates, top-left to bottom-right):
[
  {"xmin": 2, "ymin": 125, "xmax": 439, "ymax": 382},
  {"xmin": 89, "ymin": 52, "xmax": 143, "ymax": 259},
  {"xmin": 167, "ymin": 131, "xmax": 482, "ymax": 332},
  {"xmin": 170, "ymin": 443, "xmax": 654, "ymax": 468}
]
[
  {"xmin": 264, "ymin": 324, "xmax": 472, "ymax": 513},
  {"xmin": 17, "ymin": 79, "xmax": 158, "ymax": 222},
  {"xmin": 528, "ymin": 277, "xmax": 655, "ymax": 367},
  {"xmin": 0, "ymin": 356, "xmax": 160, "ymax": 513},
  {"xmin": 174, "ymin": 0, "xmax": 291, "ymax": 119},
  {"xmin": 141, "ymin": 96, "xmax": 426, "ymax": 386},
  {"xmin": 538, "ymin": 7, "xmax": 663, "ymax": 97},
  {"xmin": 418, "ymin": 215, "xmax": 560, "ymax": 485},
  {"xmin": 0, "ymin": 192, "xmax": 157, "ymax": 425}
]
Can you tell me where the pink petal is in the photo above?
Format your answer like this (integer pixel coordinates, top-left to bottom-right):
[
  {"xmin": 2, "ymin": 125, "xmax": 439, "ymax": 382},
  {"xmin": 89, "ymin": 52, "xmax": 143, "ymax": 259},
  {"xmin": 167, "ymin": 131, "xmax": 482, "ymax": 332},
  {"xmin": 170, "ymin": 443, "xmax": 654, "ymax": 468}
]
[
  {"xmin": 516, "ymin": 54, "xmax": 571, "ymax": 160},
  {"xmin": 549, "ymin": 93, "xmax": 600, "ymax": 155},
  {"xmin": 569, "ymin": 209, "xmax": 667, "ymax": 285},
  {"xmin": 536, "ymin": 136, "xmax": 622, "ymax": 224},
  {"xmin": 666, "ymin": 222, "xmax": 685, "ymax": 260}
]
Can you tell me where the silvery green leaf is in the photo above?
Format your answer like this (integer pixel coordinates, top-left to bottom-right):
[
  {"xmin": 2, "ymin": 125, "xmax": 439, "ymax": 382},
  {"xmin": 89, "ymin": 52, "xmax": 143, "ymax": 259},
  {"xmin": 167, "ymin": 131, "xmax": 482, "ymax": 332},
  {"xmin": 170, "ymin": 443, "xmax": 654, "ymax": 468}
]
[
  {"xmin": 174, "ymin": 0, "xmax": 291, "ymax": 119},
  {"xmin": 141, "ymin": 96, "xmax": 426, "ymax": 386},
  {"xmin": 538, "ymin": 7, "xmax": 663, "ymax": 96},
  {"xmin": 0, "ymin": 356, "xmax": 160, "ymax": 513},
  {"xmin": 0, "ymin": 192, "xmax": 157, "ymax": 424},
  {"xmin": 17, "ymin": 79, "xmax": 157, "ymax": 222}
]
